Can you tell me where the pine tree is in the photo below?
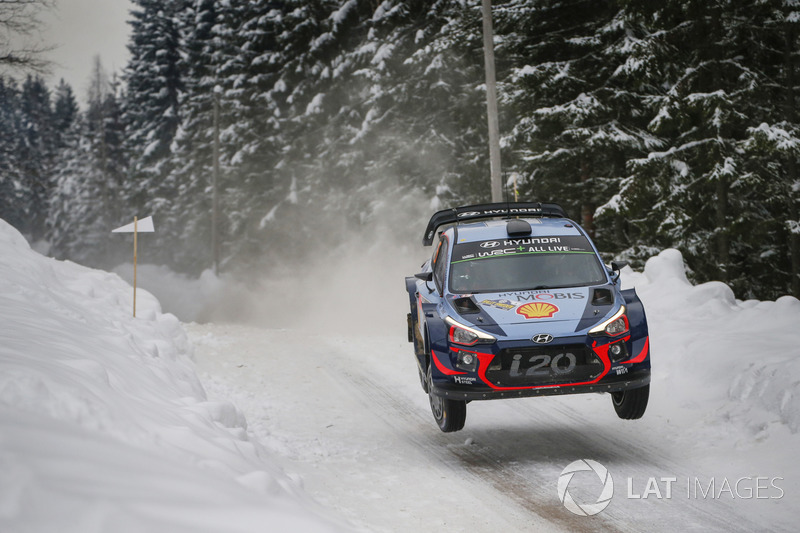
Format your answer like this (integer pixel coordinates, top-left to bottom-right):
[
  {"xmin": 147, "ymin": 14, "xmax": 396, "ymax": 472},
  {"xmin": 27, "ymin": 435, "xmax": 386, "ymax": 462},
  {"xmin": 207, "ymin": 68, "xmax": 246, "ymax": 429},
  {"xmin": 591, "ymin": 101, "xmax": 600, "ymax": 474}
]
[
  {"xmin": 123, "ymin": 0, "xmax": 184, "ymax": 210},
  {"xmin": 52, "ymin": 79, "xmax": 79, "ymax": 149},
  {"xmin": 17, "ymin": 74, "xmax": 54, "ymax": 240},
  {"xmin": 614, "ymin": 0, "xmax": 800, "ymax": 297},
  {"xmin": 733, "ymin": 0, "xmax": 800, "ymax": 298},
  {"xmin": 164, "ymin": 0, "xmax": 230, "ymax": 272},
  {"xmin": 0, "ymin": 77, "xmax": 26, "ymax": 230},
  {"xmin": 346, "ymin": 0, "xmax": 491, "ymax": 210},
  {"xmin": 498, "ymin": 0, "xmax": 657, "ymax": 243},
  {"xmin": 49, "ymin": 59, "xmax": 127, "ymax": 266}
]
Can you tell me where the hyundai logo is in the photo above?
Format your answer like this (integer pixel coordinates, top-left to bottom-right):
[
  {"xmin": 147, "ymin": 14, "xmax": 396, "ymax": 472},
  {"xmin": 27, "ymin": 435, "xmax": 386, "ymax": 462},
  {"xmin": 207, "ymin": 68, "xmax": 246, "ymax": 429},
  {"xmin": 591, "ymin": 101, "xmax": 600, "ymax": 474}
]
[
  {"xmin": 480, "ymin": 241, "xmax": 501, "ymax": 249},
  {"xmin": 532, "ymin": 333, "xmax": 554, "ymax": 344}
]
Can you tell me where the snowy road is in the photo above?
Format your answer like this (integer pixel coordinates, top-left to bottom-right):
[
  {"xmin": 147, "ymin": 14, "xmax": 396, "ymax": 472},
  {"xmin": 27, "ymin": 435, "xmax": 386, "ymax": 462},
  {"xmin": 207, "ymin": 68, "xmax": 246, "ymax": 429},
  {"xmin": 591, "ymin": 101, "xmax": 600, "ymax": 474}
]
[
  {"xmin": 187, "ymin": 323, "xmax": 792, "ymax": 533},
  {"xmin": 5, "ymin": 218, "xmax": 796, "ymax": 532}
]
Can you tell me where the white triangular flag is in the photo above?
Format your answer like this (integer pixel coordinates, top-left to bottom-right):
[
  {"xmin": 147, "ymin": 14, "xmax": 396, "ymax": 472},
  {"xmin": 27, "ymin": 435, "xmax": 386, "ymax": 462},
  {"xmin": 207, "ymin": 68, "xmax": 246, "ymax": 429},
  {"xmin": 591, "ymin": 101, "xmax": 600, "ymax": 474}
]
[{"xmin": 112, "ymin": 216, "xmax": 155, "ymax": 233}]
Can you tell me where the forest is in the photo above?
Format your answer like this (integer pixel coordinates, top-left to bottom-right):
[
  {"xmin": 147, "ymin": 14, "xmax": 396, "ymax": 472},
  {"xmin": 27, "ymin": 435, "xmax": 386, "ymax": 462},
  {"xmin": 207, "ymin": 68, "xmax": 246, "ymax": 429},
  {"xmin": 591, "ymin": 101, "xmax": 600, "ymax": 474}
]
[{"xmin": 1, "ymin": 0, "xmax": 799, "ymax": 300}]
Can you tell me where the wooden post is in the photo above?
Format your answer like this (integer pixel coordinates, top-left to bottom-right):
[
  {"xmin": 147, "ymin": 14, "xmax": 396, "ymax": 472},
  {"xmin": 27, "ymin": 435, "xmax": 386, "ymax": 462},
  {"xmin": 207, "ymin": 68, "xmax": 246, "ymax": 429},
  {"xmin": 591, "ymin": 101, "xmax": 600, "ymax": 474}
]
[
  {"xmin": 212, "ymin": 88, "xmax": 221, "ymax": 275},
  {"xmin": 133, "ymin": 216, "xmax": 138, "ymax": 317},
  {"xmin": 112, "ymin": 215, "xmax": 154, "ymax": 318},
  {"xmin": 481, "ymin": 0, "xmax": 503, "ymax": 202},
  {"xmin": 510, "ymin": 172, "xmax": 520, "ymax": 202}
]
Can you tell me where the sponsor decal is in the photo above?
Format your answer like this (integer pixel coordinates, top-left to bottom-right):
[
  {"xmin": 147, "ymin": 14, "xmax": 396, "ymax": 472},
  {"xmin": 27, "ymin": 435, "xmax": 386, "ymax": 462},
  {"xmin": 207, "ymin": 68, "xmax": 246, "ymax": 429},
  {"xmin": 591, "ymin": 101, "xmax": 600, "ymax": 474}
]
[
  {"xmin": 500, "ymin": 291, "xmax": 586, "ymax": 301},
  {"xmin": 457, "ymin": 208, "xmax": 545, "ymax": 218},
  {"xmin": 452, "ymin": 236, "xmax": 596, "ymax": 263},
  {"xmin": 453, "ymin": 375, "xmax": 477, "ymax": 385},
  {"xmin": 612, "ymin": 365, "xmax": 628, "ymax": 376},
  {"xmin": 504, "ymin": 237, "xmax": 562, "ymax": 245},
  {"xmin": 510, "ymin": 351, "xmax": 576, "ymax": 378},
  {"xmin": 480, "ymin": 298, "xmax": 518, "ymax": 311},
  {"xmin": 517, "ymin": 302, "xmax": 559, "ymax": 319}
]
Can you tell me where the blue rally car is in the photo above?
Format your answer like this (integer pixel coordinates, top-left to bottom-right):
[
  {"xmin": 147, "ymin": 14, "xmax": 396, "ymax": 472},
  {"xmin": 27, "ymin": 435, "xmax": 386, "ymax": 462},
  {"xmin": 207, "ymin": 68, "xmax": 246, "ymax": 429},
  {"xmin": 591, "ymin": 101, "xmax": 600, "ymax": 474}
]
[{"xmin": 405, "ymin": 202, "xmax": 651, "ymax": 432}]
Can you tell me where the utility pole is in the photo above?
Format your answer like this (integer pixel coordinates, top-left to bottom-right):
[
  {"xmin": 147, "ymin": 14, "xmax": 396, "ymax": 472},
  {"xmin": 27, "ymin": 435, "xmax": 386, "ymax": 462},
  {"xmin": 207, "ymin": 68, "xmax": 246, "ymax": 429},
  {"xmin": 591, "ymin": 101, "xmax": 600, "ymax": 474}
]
[
  {"xmin": 212, "ymin": 86, "xmax": 221, "ymax": 275},
  {"xmin": 481, "ymin": 0, "xmax": 503, "ymax": 203}
]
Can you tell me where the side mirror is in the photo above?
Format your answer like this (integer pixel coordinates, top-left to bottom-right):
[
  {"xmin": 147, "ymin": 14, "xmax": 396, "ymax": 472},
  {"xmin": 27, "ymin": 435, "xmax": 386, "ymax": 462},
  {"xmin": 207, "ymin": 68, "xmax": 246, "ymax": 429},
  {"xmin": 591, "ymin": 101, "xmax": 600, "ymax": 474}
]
[
  {"xmin": 609, "ymin": 260, "xmax": 628, "ymax": 282},
  {"xmin": 611, "ymin": 260, "xmax": 629, "ymax": 272},
  {"xmin": 415, "ymin": 272, "xmax": 433, "ymax": 282}
]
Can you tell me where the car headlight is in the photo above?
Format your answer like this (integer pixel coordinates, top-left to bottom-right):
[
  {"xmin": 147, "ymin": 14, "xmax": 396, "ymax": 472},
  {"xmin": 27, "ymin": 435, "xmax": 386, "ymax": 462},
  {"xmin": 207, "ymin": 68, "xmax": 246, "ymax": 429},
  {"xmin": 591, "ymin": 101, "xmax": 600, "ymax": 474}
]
[
  {"xmin": 589, "ymin": 306, "xmax": 629, "ymax": 337},
  {"xmin": 445, "ymin": 316, "xmax": 496, "ymax": 346}
]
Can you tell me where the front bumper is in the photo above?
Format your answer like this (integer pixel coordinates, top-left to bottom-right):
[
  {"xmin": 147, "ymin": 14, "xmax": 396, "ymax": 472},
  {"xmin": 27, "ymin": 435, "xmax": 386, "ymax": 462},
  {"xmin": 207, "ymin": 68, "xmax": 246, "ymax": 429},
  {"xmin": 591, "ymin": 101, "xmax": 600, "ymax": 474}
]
[
  {"xmin": 428, "ymin": 333, "xmax": 651, "ymax": 401},
  {"xmin": 431, "ymin": 367, "xmax": 650, "ymax": 401}
]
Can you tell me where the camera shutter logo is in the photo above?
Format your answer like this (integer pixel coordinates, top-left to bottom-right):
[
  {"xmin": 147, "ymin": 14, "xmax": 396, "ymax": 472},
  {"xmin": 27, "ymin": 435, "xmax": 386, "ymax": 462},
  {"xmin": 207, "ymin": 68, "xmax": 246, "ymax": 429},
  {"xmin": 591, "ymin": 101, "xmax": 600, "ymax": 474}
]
[{"xmin": 557, "ymin": 459, "xmax": 614, "ymax": 516}]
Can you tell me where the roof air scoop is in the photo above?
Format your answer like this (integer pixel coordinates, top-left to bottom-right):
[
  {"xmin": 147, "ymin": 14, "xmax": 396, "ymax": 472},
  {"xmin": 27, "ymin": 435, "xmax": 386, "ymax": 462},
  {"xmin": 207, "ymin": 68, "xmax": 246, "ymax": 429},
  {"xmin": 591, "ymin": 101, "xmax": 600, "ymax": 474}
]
[{"xmin": 506, "ymin": 219, "xmax": 532, "ymax": 237}]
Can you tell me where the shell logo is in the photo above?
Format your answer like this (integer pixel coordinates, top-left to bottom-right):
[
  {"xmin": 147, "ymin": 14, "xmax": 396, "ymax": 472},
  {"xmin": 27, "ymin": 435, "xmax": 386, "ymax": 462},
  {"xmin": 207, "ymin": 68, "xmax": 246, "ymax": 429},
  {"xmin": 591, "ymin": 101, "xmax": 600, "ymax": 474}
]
[{"xmin": 516, "ymin": 302, "xmax": 559, "ymax": 319}]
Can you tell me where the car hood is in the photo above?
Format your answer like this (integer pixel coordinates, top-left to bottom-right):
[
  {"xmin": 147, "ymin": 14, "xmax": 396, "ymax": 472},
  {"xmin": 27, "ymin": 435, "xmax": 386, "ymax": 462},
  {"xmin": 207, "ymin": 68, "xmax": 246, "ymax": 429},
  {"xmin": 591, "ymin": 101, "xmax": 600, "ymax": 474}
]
[{"xmin": 448, "ymin": 286, "xmax": 618, "ymax": 336}]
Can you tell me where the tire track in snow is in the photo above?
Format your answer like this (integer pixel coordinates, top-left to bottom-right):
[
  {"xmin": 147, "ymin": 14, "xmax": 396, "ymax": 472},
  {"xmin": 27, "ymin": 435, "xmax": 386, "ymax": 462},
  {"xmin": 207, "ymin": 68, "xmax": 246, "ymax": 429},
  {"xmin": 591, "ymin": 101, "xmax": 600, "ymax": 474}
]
[
  {"xmin": 497, "ymin": 395, "xmax": 764, "ymax": 532},
  {"xmin": 191, "ymin": 326, "xmax": 779, "ymax": 533},
  {"xmin": 333, "ymin": 357, "xmax": 763, "ymax": 533},
  {"xmin": 328, "ymin": 364, "xmax": 606, "ymax": 532}
]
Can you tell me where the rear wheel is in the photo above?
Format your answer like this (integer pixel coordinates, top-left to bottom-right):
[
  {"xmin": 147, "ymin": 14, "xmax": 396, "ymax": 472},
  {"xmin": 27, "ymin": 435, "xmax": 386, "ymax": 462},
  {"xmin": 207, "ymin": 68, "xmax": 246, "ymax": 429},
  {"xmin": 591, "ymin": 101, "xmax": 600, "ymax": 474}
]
[
  {"xmin": 611, "ymin": 384, "xmax": 649, "ymax": 419},
  {"xmin": 427, "ymin": 362, "xmax": 466, "ymax": 432},
  {"xmin": 418, "ymin": 365, "xmax": 428, "ymax": 393}
]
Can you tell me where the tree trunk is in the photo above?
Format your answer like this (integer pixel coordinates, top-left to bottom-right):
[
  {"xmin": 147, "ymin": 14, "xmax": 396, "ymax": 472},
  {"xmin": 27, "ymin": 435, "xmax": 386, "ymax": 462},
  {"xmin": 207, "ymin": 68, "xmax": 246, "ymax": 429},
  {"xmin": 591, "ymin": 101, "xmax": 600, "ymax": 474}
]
[
  {"xmin": 710, "ymin": 9, "xmax": 729, "ymax": 282},
  {"xmin": 786, "ymin": 24, "xmax": 800, "ymax": 297},
  {"xmin": 715, "ymin": 173, "xmax": 729, "ymax": 282},
  {"xmin": 581, "ymin": 159, "xmax": 594, "ymax": 237}
]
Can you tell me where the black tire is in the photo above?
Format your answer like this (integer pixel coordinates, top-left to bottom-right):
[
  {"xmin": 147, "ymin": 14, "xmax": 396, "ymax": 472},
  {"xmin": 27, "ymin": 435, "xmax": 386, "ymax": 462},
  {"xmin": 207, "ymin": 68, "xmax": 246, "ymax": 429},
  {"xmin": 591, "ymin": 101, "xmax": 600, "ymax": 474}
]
[
  {"xmin": 418, "ymin": 365, "xmax": 429, "ymax": 393},
  {"xmin": 611, "ymin": 384, "xmax": 649, "ymax": 420},
  {"xmin": 427, "ymin": 362, "xmax": 466, "ymax": 432}
]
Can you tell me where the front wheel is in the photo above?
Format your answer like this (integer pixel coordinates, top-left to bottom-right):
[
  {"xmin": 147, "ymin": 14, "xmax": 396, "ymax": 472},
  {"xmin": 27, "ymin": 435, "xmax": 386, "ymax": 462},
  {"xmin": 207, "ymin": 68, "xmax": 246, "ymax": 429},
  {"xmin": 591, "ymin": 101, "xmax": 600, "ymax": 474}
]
[
  {"xmin": 427, "ymin": 362, "xmax": 466, "ymax": 432},
  {"xmin": 611, "ymin": 384, "xmax": 649, "ymax": 419}
]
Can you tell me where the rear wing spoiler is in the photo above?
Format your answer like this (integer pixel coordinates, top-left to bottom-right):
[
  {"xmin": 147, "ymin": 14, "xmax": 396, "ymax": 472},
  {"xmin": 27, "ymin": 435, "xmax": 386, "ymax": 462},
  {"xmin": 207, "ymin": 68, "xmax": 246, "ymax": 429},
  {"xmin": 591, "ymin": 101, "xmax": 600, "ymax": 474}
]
[{"xmin": 422, "ymin": 202, "xmax": 568, "ymax": 245}]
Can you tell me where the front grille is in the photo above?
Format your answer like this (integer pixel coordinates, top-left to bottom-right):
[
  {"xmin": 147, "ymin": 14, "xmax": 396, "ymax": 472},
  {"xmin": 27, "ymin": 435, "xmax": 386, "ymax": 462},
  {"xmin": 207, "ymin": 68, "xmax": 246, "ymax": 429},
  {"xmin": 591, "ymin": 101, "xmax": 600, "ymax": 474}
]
[{"xmin": 485, "ymin": 345, "xmax": 603, "ymax": 387}]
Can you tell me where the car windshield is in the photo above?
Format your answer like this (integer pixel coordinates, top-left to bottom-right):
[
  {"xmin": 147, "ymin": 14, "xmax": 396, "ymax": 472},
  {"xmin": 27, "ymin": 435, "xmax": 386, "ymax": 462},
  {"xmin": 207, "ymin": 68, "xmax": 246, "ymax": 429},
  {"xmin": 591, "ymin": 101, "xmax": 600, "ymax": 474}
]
[{"xmin": 449, "ymin": 236, "xmax": 607, "ymax": 293}]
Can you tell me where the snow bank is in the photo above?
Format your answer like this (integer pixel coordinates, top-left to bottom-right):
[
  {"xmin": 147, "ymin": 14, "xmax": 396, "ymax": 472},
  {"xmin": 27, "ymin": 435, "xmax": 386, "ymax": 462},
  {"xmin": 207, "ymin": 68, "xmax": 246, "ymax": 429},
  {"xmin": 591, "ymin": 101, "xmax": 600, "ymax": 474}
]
[
  {"xmin": 0, "ymin": 219, "xmax": 342, "ymax": 533},
  {"xmin": 623, "ymin": 248, "xmax": 800, "ymax": 437}
]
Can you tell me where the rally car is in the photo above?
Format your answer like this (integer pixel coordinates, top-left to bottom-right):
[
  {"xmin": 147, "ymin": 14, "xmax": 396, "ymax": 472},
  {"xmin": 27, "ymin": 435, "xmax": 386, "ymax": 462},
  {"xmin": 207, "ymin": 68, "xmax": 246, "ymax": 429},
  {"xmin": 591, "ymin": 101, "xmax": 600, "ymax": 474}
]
[{"xmin": 405, "ymin": 202, "xmax": 651, "ymax": 432}]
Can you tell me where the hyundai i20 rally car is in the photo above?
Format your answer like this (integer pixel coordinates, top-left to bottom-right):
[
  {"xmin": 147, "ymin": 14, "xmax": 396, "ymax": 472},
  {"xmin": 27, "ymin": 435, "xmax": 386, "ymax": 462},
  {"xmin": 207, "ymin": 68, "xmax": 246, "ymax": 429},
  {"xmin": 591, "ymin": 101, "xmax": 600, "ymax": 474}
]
[{"xmin": 405, "ymin": 203, "xmax": 651, "ymax": 432}]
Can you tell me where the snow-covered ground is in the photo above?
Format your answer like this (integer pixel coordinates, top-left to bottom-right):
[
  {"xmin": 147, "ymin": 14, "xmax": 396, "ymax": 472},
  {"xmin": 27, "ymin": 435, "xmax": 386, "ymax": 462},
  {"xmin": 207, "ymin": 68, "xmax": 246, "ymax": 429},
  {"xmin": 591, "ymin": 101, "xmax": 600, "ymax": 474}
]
[
  {"xmin": 2, "ymin": 215, "xmax": 799, "ymax": 532},
  {"xmin": 185, "ymin": 249, "xmax": 800, "ymax": 532},
  {"xmin": 0, "ymin": 219, "xmax": 343, "ymax": 533}
]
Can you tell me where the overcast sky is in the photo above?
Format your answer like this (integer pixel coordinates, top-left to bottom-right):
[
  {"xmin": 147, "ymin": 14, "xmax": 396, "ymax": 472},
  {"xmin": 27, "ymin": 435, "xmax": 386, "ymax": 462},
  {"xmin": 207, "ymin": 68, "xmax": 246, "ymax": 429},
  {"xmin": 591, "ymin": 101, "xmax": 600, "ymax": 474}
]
[{"xmin": 42, "ymin": 0, "xmax": 133, "ymax": 104}]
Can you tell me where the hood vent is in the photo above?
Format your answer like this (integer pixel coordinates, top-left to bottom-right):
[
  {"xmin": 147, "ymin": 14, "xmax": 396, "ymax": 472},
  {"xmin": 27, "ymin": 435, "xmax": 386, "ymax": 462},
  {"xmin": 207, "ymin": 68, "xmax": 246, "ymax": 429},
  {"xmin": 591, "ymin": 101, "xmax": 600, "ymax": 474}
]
[
  {"xmin": 592, "ymin": 288, "xmax": 613, "ymax": 306},
  {"xmin": 453, "ymin": 297, "xmax": 481, "ymax": 315}
]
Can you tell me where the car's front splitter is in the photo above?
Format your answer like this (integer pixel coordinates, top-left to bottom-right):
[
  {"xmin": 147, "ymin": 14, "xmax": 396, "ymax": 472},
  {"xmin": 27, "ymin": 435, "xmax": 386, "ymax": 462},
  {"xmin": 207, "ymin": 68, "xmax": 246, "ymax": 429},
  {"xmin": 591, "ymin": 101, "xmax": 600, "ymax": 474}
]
[{"xmin": 430, "ymin": 367, "xmax": 651, "ymax": 401}]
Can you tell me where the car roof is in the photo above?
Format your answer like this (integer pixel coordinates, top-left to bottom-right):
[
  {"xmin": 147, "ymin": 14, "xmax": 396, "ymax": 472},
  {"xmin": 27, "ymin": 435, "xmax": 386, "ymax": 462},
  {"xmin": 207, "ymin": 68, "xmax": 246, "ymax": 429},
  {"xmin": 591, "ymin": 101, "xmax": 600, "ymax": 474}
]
[{"xmin": 450, "ymin": 217, "xmax": 585, "ymax": 245}]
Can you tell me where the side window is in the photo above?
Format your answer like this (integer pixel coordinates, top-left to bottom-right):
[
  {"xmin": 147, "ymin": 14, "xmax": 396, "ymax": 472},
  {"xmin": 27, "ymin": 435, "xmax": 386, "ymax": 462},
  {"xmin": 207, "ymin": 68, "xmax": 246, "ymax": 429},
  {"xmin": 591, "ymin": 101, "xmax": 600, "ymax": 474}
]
[{"xmin": 433, "ymin": 236, "xmax": 447, "ymax": 294}]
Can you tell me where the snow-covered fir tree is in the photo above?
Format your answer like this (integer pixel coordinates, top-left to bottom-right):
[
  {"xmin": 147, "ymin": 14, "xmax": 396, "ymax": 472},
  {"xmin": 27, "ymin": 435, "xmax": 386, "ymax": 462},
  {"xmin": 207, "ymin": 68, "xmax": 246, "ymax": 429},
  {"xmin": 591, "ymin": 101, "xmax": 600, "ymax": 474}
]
[
  {"xmin": 122, "ymin": 0, "xmax": 184, "ymax": 204},
  {"xmin": 48, "ymin": 59, "xmax": 127, "ymax": 266},
  {"xmin": 3, "ymin": 0, "xmax": 799, "ymax": 298},
  {"xmin": 0, "ymin": 77, "xmax": 26, "ymax": 232}
]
